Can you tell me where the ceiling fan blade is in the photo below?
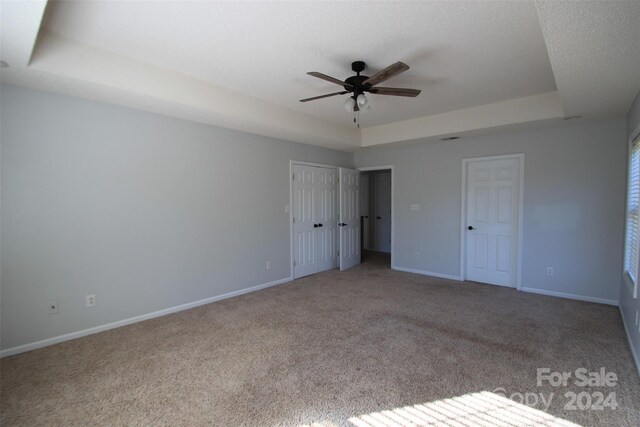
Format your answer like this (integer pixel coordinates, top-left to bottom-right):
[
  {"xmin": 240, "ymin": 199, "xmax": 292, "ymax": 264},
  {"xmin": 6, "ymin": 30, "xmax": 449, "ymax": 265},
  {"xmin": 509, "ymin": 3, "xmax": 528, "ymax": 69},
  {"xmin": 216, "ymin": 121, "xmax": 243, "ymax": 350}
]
[
  {"xmin": 363, "ymin": 62, "xmax": 410, "ymax": 86},
  {"xmin": 307, "ymin": 72, "xmax": 352, "ymax": 88},
  {"xmin": 300, "ymin": 91, "xmax": 349, "ymax": 102},
  {"xmin": 368, "ymin": 87, "xmax": 421, "ymax": 97}
]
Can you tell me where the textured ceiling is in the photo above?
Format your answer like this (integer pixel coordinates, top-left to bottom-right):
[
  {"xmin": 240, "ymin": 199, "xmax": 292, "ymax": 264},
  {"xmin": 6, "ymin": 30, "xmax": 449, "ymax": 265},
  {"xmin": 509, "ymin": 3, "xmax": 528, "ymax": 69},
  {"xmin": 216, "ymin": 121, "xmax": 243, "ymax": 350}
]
[
  {"xmin": 536, "ymin": 0, "xmax": 640, "ymax": 118},
  {"xmin": 1, "ymin": 1, "xmax": 638, "ymax": 150},
  {"xmin": 43, "ymin": 0, "xmax": 556, "ymax": 129}
]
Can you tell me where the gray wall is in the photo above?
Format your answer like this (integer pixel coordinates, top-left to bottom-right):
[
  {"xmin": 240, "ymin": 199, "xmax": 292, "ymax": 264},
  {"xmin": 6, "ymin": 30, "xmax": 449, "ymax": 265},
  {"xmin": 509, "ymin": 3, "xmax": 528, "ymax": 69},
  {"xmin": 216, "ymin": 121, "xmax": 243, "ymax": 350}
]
[
  {"xmin": 1, "ymin": 82, "xmax": 631, "ymax": 355},
  {"xmin": 355, "ymin": 118, "xmax": 627, "ymax": 303},
  {"xmin": 620, "ymin": 90, "xmax": 640, "ymax": 373},
  {"xmin": 0, "ymin": 84, "xmax": 353, "ymax": 351}
]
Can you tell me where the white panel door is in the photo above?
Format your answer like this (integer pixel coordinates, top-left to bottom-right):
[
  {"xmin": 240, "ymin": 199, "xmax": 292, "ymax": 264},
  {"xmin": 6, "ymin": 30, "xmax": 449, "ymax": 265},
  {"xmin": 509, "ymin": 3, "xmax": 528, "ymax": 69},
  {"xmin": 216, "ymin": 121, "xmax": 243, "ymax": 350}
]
[
  {"xmin": 374, "ymin": 173, "xmax": 392, "ymax": 253},
  {"xmin": 316, "ymin": 168, "xmax": 339, "ymax": 273},
  {"xmin": 359, "ymin": 174, "xmax": 370, "ymax": 250},
  {"xmin": 339, "ymin": 168, "xmax": 361, "ymax": 271},
  {"xmin": 293, "ymin": 165, "xmax": 317, "ymax": 278},
  {"xmin": 465, "ymin": 157, "xmax": 521, "ymax": 287}
]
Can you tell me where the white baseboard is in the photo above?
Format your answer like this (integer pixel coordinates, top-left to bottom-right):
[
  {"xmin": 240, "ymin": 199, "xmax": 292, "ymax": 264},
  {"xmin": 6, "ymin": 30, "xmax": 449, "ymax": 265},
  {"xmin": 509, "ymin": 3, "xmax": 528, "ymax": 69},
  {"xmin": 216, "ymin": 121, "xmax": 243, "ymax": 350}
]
[
  {"xmin": 619, "ymin": 306, "xmax": 640, "ymax": 379},
  {"xmin": 519, "ymin": 287, "xmax": 618, "ymax": 306},
  {"xmin": 392, "ymin": 265, "xmax": 462, "ymax": 281},
  {"xmin": 0, "ymin": 276, "xmax": 292, "ymax": 358}
]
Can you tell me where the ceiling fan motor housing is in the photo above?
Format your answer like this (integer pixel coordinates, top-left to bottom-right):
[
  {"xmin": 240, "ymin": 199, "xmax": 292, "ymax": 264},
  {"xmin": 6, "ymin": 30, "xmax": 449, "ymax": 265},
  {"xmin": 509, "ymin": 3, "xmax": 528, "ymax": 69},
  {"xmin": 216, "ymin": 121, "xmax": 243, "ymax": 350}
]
[
  {"xmin": 344, "ymin": 75, "xmax": 371, "ymax": 94},
  {"xmin": 345, "ymin": 62, "xmax": 371, "ymax": 96}
]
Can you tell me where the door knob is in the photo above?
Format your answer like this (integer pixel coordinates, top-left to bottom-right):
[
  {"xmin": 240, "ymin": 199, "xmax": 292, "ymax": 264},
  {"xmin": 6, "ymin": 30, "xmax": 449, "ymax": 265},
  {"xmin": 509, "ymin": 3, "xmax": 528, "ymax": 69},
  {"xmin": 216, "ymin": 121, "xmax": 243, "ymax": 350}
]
[
  {"xmin": 377, "ymin": 216, "xmax": 381, "ymax": 219},
  {"xmin": 318, "ymin": 223, "xmax": 323, "ymax": 227},
  {"xmin": 314, "ymin": 224, "xmax": 319, "ymax": 228},
  {"xmin": 468, "ymin": 226, "xmax": 475, "ymax": 230}
]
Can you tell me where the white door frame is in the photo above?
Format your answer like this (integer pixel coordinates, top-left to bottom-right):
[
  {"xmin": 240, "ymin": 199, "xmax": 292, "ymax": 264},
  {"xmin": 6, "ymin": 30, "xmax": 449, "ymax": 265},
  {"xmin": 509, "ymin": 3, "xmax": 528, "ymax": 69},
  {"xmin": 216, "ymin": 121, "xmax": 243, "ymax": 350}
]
[
  {"xmin": 460, "ymin": 154, "xmax": 524, "ymax": 289},
  {"xmin": 358, "ymin": 165, "xmax": 395, "ymax": 268},
  {"xmin": 290, "ymin": 160, "xmax": 340, "ymax": 278}
]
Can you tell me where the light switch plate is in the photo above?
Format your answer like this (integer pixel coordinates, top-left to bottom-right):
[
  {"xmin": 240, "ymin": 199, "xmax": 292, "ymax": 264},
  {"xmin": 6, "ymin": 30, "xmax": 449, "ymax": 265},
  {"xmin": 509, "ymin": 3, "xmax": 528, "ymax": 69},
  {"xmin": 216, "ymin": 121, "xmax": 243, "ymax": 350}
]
[{"xmin": 410, "ymin": 204, "xmax": 420, "ymax": 211}]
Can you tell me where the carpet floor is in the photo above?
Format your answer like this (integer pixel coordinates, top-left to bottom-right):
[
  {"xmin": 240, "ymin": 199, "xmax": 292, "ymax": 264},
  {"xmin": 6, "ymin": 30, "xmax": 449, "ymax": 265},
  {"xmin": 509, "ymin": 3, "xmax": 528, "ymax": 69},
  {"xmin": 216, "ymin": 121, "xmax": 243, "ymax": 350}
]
[{"xmin": 1, "ymin": 252, "xmax": 639, "ymax": 426}]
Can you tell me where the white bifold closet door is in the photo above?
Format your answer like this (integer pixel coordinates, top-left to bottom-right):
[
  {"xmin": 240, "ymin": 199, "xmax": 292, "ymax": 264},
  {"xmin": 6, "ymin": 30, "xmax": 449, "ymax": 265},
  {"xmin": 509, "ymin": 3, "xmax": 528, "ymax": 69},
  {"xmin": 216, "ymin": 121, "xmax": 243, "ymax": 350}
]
[
  {"xmin": 339, "ymin": 168, "xmax": 361, "ymax": 271},
  {"xmin": 292, "ymin": 165, "xmax": 339, "ymax": 279}
]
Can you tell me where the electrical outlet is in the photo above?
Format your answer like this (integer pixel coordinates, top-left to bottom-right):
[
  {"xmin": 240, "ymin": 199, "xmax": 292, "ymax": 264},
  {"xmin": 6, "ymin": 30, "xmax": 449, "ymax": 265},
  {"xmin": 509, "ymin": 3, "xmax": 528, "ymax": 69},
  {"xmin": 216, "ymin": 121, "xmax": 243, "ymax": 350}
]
[
  {"xmin": 86, "ymin": 294, "xmax": 96, "ymax": 307},
  {"xmin": 414, "ymin": 251, "xmax": 420, "ymax": 259},
  {"xmin": 546, "ymin": 267, "xmax": 554, "ymax": 277},
  {"xmin": 48, "ymin": 301, "xmax": 59, "ymax": 315},
  {"xmin": 266, "ymin": 260, "xmax": 272, "ymax": 270}
]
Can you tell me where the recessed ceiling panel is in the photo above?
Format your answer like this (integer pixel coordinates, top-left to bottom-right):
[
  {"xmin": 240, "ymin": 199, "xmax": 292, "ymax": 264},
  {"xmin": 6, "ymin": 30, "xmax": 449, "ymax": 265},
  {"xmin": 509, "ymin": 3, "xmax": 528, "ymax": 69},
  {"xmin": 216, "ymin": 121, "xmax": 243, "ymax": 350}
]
[{"xmin": 43, "ymin": 1, "xmax": 557, "ymax": 128}]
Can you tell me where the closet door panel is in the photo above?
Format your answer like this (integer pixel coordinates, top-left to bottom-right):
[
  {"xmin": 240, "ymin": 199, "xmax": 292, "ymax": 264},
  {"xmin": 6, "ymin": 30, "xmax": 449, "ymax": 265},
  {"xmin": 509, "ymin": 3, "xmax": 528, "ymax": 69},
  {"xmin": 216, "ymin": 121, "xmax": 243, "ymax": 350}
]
[{"xmin": 293, "ymin": 165, "xmax": 317, "ymax": 278}]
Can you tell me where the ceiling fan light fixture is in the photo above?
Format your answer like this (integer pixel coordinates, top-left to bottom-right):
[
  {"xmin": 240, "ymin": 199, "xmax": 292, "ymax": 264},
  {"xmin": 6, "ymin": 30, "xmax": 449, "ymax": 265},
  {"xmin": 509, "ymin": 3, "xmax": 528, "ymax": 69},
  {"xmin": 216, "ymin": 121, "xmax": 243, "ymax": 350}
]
[
  {"xmin": 357, "ymin": 93, "xmax": 369, "ymax": 109},
  {"xmin": 344, "ymin": 97, "xmax": 356, "ymax": 112}
]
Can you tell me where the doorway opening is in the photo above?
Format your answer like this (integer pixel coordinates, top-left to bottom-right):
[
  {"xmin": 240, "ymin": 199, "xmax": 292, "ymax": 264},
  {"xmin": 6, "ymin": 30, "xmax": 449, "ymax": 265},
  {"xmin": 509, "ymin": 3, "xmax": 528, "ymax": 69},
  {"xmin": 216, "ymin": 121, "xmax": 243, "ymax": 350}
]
[{"xmin": 359, "ymin": 168, "xmax": 392, "ymax": 269}]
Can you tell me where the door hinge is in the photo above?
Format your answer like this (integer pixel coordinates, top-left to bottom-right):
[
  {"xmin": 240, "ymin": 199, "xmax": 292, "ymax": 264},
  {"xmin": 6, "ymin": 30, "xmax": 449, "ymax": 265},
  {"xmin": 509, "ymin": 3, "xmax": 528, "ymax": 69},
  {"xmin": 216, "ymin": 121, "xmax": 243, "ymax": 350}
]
[
  {"xmin": 293, "ymin": 260, "xmax": 296, "ymax": 266},
  {"xmin": 337, "ymin": 250, "xmax": 340, "ymax": 256},
  {"xmin": 292, "ymin": 173, "xmax": 295, "ymax": 180}
]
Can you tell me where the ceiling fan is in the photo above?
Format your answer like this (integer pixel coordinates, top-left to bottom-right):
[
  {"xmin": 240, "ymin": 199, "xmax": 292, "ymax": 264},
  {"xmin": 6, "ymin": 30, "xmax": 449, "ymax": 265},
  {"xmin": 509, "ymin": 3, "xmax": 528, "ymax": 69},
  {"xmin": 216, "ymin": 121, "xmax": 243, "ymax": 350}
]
[{"xmin": 300, "ymin": 61, "xmax": 421, "ymax": 114}]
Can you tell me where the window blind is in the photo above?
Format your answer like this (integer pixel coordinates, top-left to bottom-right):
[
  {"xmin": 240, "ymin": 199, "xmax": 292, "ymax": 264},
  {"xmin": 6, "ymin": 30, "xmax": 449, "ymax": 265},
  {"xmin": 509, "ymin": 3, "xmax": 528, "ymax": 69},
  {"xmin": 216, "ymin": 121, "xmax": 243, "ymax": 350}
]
[{"xmin": 625, "ymin": 136, "xmax": 640, "ymax": 283}]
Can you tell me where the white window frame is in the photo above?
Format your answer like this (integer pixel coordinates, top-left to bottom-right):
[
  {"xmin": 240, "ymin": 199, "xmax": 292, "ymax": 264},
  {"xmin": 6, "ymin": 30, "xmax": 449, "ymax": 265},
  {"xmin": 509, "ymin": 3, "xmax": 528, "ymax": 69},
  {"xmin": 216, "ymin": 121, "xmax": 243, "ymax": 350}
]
[{"xmin": 624, "ymin": 132, "xmax": 640, "ymax": 299}]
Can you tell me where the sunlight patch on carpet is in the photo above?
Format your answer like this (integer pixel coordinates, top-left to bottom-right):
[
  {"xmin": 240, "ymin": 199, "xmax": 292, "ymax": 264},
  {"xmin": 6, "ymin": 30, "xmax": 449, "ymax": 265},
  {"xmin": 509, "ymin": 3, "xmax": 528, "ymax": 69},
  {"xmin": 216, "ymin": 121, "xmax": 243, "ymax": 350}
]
[
  {"xmin": 298, "ymin": 423, "xmax": 338, "ymax": 427},
  {"xmin": 346, "ymin": 391, "xmax": 581, "ymax": 427}
]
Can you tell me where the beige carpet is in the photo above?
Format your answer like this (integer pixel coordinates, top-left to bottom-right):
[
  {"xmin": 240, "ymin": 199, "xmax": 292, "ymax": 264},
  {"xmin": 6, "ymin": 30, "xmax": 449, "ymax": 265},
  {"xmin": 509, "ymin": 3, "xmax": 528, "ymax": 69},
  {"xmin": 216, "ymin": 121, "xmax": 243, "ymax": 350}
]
[{"xmin": 1, "ymin": 252, "xmax": 639, "ymax": 426}]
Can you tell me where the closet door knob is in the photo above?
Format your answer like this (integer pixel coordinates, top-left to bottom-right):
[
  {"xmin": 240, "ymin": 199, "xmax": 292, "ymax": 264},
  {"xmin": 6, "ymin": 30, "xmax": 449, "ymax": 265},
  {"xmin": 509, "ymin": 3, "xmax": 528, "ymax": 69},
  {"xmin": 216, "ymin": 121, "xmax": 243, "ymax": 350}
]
[
  {"xmin": 314, "ymin": 224, "xmax": 319, "ymax": 228},
  {"xmin": 318, "ymin": 223, "xmax": 323, "ymax": 227}
]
